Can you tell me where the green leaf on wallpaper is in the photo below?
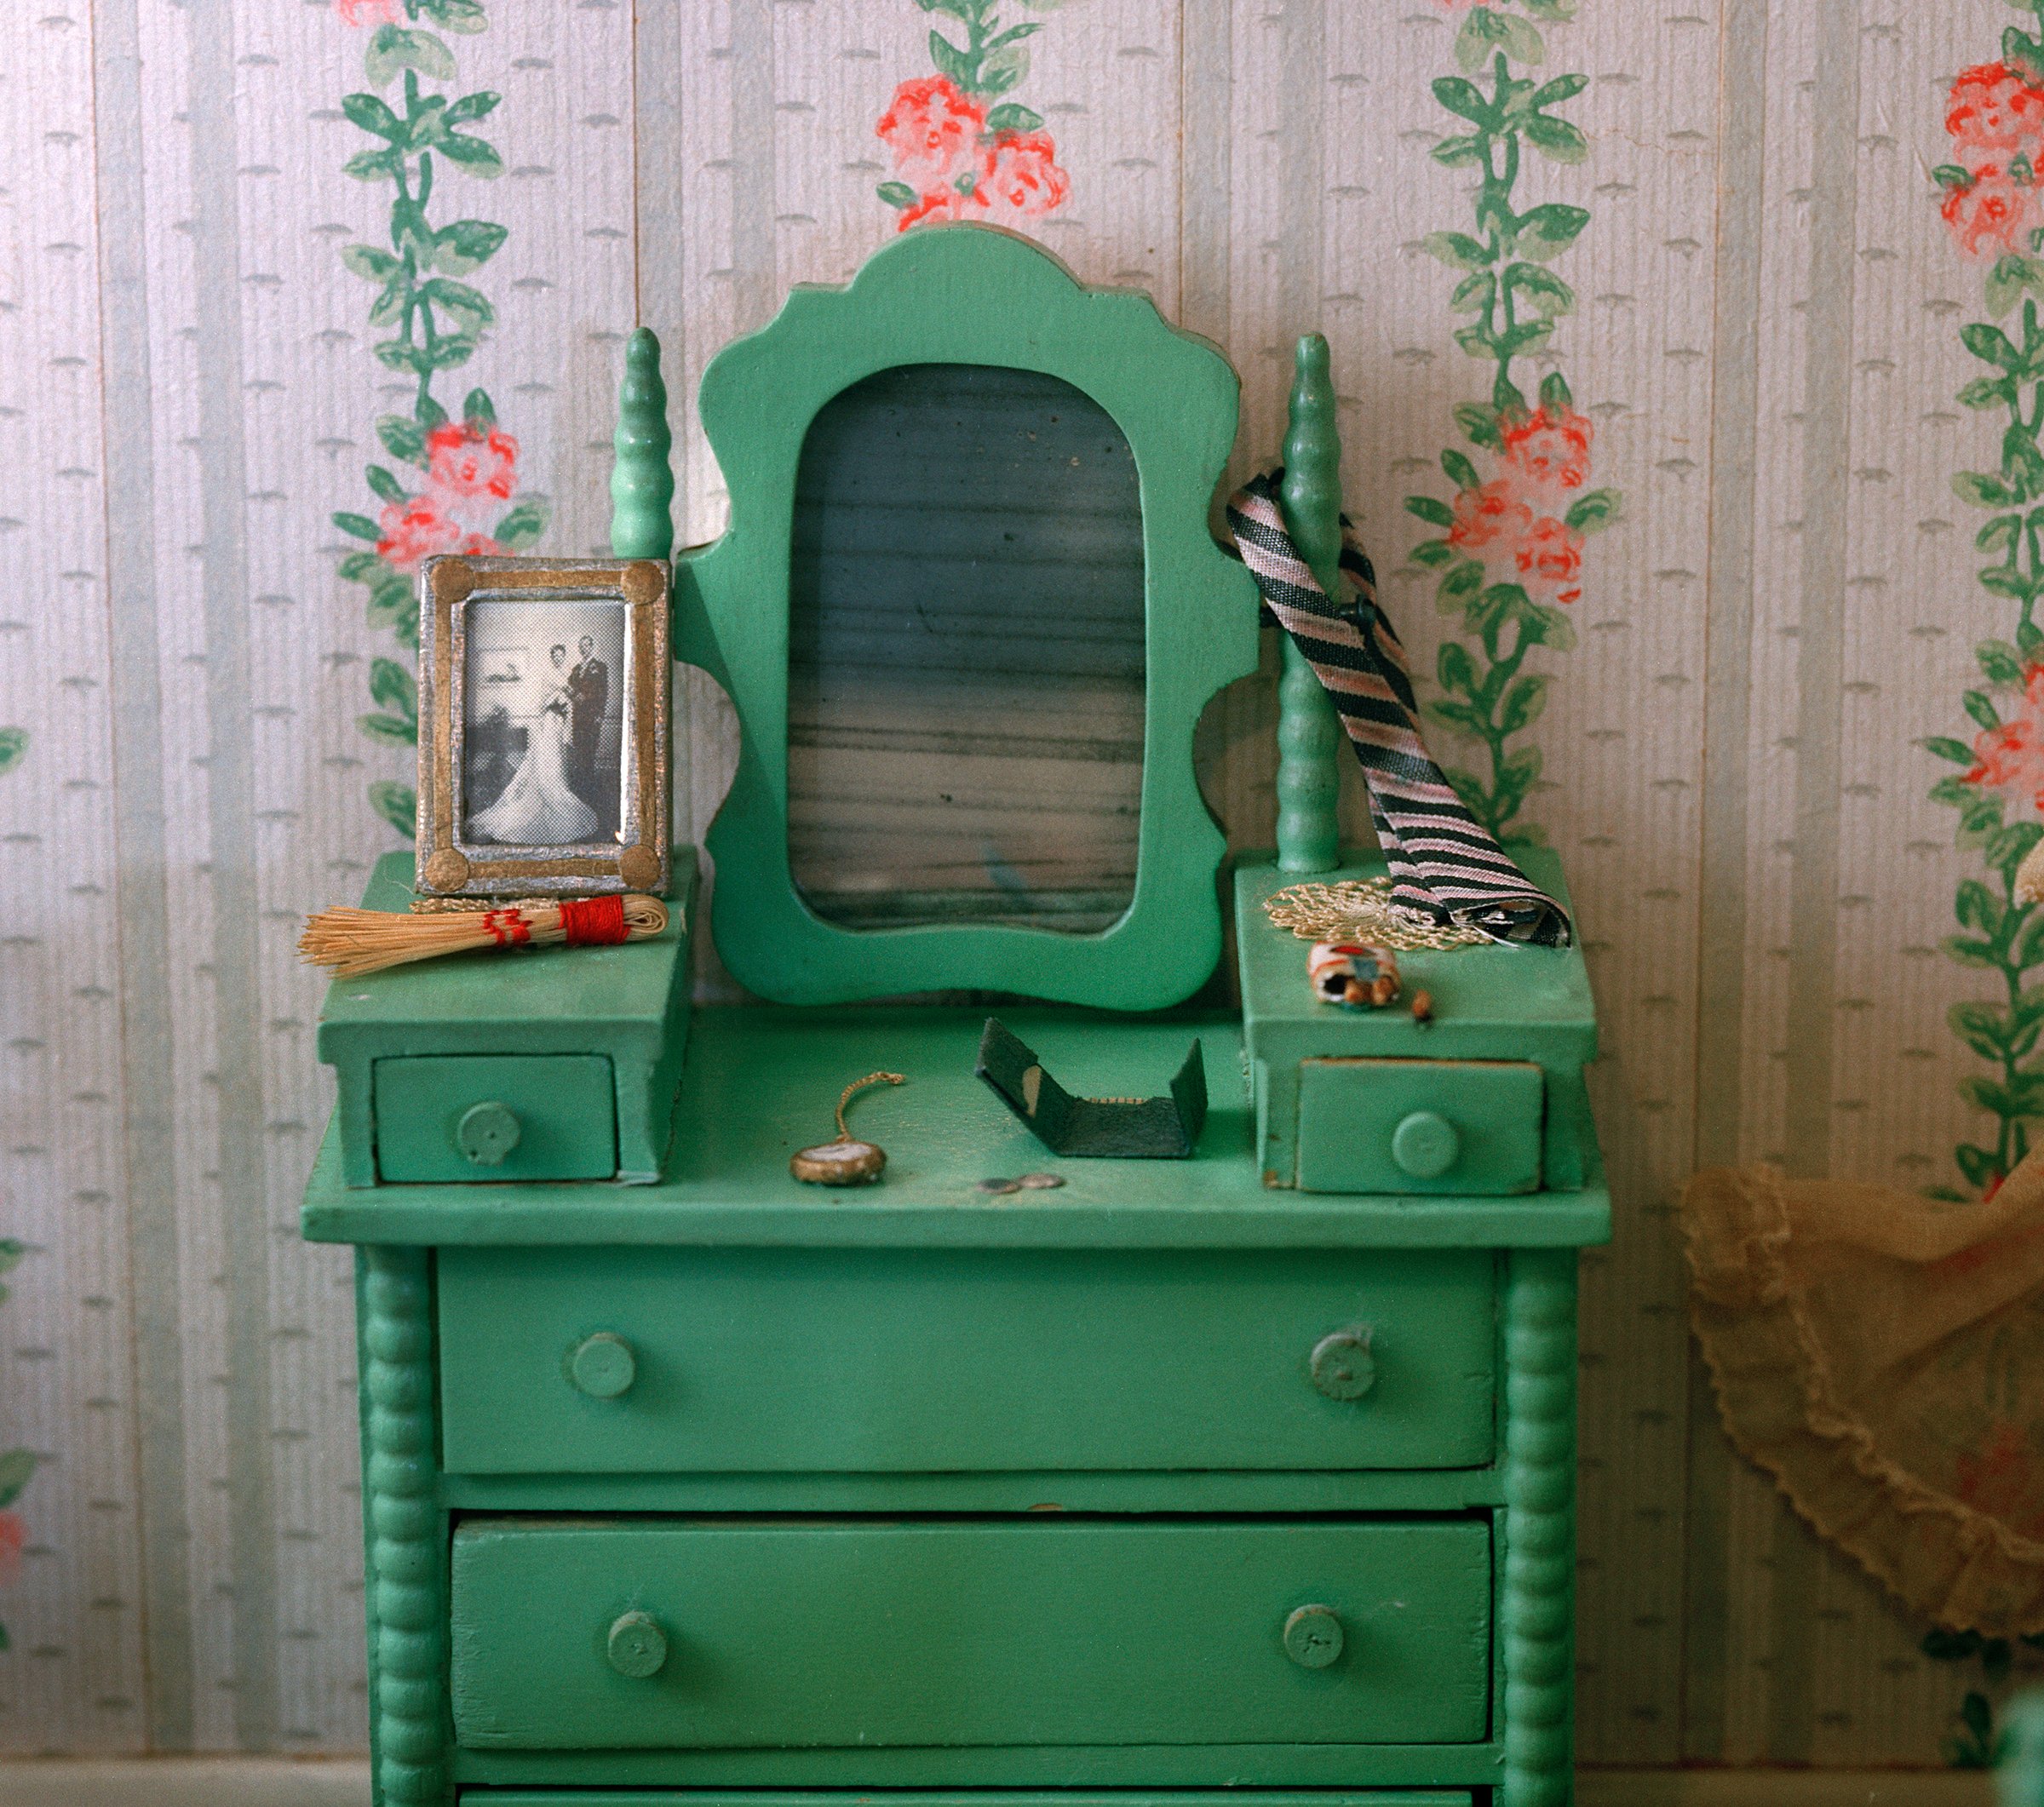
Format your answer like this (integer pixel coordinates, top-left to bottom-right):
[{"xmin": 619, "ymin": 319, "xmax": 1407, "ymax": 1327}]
[
  {"xmin": 415, "ymin": 0, "xmax": 487, "ymax": 33},
  {"xmin": 359, "ymin": 712, "xmax": 417, "ymax": 745},
  {"xmin": 334, "ymin": 511, "xmax": 382, "ymax": 542},
  {"xmin": 366, "ymin": 577, "xmax": 417, "ymax": 642},
  {"xmin": 422, "ymin": 277, "xmax": 493, "ymax": 331},
  {"xmin": 1525, "ymin": 72, "xmax": 1588, "ymax": 108},
  {"xmin": 1961, "ymin": 376, "xmax": 2018, "ymax": 410},
  {"xmin": 444, "ymin": 89, "xmax": 502, "ymax": 126},
  {"xmin": 986, "ymin": 22, "xmax": 1045, "ymax": 51},
  {"xmin": 1506, "ymin": 262, "xmax": 1574, "ymax": 318},
  {"xmin": 979, "ymin": 44, "xmax": 1030, "ymax": 96},
  {"xmin": 1955, "ymin": 1142, "xmax": 2001, "ymax": 1192},
  {"xmin": 1454, "ymin": 401, "xmax": 1504, "ymax": 447},
  {"xmin": 342, "ymin": 91, "xmax": 405, "ymax": 143},
  {"xmin": 1977, "ymin": 639, "xmax": 2025, "ymax": 684},
  {"xmin": 1978, "ymin": 514, "xmax": 2022, "ymax": 552},
  {"xmin": 338, "ymin": 553, "xmax": 383, "ymax": 584},
  {"xmin": 1512, "ymin": 203, "xmax": 1591, "ymax": 261},
  {"xmin": 1431, "ymin": 77, "xmax": 1495, "ymax": 127},
  {"xmin": 1455, "ymin": 8, "xmax": 1543, "ymax": 73},
  {"xmin": 1405, "ymin": 494, "xmax": 1455, "ymax": 526},
  {"xmin": 1990, "ymin": 821, "xmax": 2044, "ymax": 882},
  {"xmin": 367, "ymin": 276, "xmax": 407, "ymax": 332},
  {"xmin": 0, "ymin": 1450, "xmax": 35, "ymax": 1509},
  {"xmin": 341, "ymin": 244, "xmax": 400, "ymax": 282},
  {"xmin": 1431, "ymin": 135, "xmax": 1485, "ymax": 169},
  {"xmin": 437, "ymin": 132, "xmax": 504, "ymax": 176},
  {"xmin": 2005, "ymin": 24, "xmax": 2044, "ymax": 89},
  {"xmin": 2005, "ymin": 423, "xmax": 2044, "ymax": 493},
  {"xmin": 1540, "ymin": 373, "xmax": 1575, "ymax": 414},
  {"xmin": 1436, "ymin": 559, "xmax": 1485, "ymax": 613},
  {"xmin": 1440, "ymin": 448, "xmax": 1482, "ymax": 490},
  {"xmin": 1524, "ymin": 600, "xmax": 1576, "ymax": 652},
  {"xmin": 365, "ymin": 464, "xmax": 409, "ymax": 506},
  {"xmin": 1519, "ymin": 0, "xmax": 1577, "ymax": 19},
  {"xmin": 418, "ymin": 393, "xmax": 450, "ymax": 432},
  {"xmin": 493, "ymin": 496, "xmax": 549, "ymax": 548},
  {"xmin": 463, "ymin": 387, "xmax": 496, "ymax": 426},
  {"xmin": 1565, "ymin": 488, "xmax": 1621, "ymax": 532},
  {"xmin": 1437, "ymin": 640, "xmax": 1478, "ymax": 697},
  {"xmin": 1946, "ymin": 934, "xmax": 2005, "ymax": 971},
  {"xmin": 1496, "ymin": 319, "xmax": 1555, "ymax": 360},
  {"xmin": 0, "ymin": 1237, "xmax": 23, "ymax": 1277},
  {"xmin": 1984, "ymin": 254, "xmax": 2040, "ymax": 320},
  {"xmin": 369, "ymin": 657, "xmax": 416, "ymax": 722},
  {"xmin": 343, "ymin": 147, "xmax": 401, "ymax": 181},
  {"xmin": 1955, "ymin": 470, "xmax": 2016, "ymax": 508},
  {"xmin": 1932, "ymin": 163, "xmax": 1975, "ymax": 193},
  {"xmin": 1498, "ymin": 673, "xmax": 1548, "ymax": 735},
  {"xmin": 1932, "ymin": 774, "xmax": 1981, "ymax": 809},
  {"xmin": 1961, "ymin": 322, "xmax": 2022, "ymax": 370},
  {"xmin": 928, "ymin": 30, "xmax": 973, "ymax": 87},
  {"xmin": 1422, "ymin": 231, "xmax": 1493, "ymax": 272},
  {"xmin": 425, "ymin": 334, "xmax": 479, "ymax": 372},
  {"xmin": 434, "ymin": 219, "xmax": 509, "ymax": 275},
  {"xmin": 1454, "ymin": 324, "xmax": 1498, "ymax": 361},
  {"xmin": 0, "ymin": 727, "xmax": 22, "ymax": 777},
  {"xmin": 1410, "ymin": 538, "xmax": 1457, "ymax": 568},
  {"xmin": 877, "ymin": 182, "xmax": 917, "ymax": 210},
  {"xmin": 2013, "ymin": 908, "xmax": 2044, "ymax": 972},
  {"xmin": 919, "ymin": 0, "xmax": 981, "ymax": 18},
  {"xmin": 1424, "ymin": 697, "xmax": 1490, "ymax": 738},
  {"xmin": 1497, "ymin": 742, "xmax": 1543, "ymax": 798},
  {"xmin": 377, "ymin": 415, "xmax": 428, "ymax": 468},
  {"xmin": 985, "ymin": 103, "xmax": 1045, "ymax": 134},
  {"xmin": 1950, "ymin": 1001, "xmax": 2014, "ymax": 1062},
  {"xmin": 1925, "ymin": 737, "xmax": 1978, "ymax": 766},
  {"xmin": 1521, "ymin": 112, "xmax": 1588, "ymax": 163},
  {"xmin": 1979, "ymin": 564, "xmax": 2041, "ymax": 603},
  {"xmin": 365, "ymin": 23, "xmax": 456, "ymax": 87},
  {"xmin": 1956, "ymin": 878, "xmax": 2005, "ymax": 936},
  {"xmin": 368, "ymin": 781, "xmax": 417, "ymax": 839}
]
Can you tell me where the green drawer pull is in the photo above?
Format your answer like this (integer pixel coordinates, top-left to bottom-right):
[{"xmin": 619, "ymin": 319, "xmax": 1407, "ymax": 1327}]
[
  {"xmin": 455, "ymin": 1100, "xmax": 522, "ymax": 1166},
  {"xmin": 606, "ymin": 1609, "xmax": 668, "ymax": 1678},
  {"xmin": 1390, "ymin": 1109, "xmax": 1459, "ymax": 1180},
  {"xmin": 1282, "ymin": 1603, "xmax": 1345, "ymax": 1669},
  {"xmin": 1309, "ymin": 1327, "xmax": 1375, "ymax": 1401},
  {"xmin": 568, "ymin": 1333, "xmax": 638, "ymax": 1399}
]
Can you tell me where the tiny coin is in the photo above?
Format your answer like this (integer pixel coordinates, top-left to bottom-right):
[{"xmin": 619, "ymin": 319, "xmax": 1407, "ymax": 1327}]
[
  {"xmin": 1015, "ymin": 1173, "xmax": 1066, "ymax": 1190},
  {"xmin": 976, "ymin": 1176, "xmax": 1021, "ymax": 1195}
]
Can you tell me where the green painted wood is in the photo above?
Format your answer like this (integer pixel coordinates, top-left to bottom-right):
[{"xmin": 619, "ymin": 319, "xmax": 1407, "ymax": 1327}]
[
  {"xmin": 671, "ymin": 225, "xmax": 1260, "ymax": 1008},
  {"xmin": 302, "ymin": 1005, "xmax": 1612, "ymax": 1248},
  {"xmin": 474, "ymin": 1794, "xmax": 1472, "ymax": 1806},
  {"xmin": 1295, "ymin": 1058, "xmax": 1542, "ymax": 1196},
  {"xmin": 318, "ymin": 849, "xmax": 696, "ymax": 1186},
  {"xmin": 373, "ymin": 1053, "xmax": 617, "ymax": 1183},
  {"xmin": 434, "ymin": 1245, "xmax": 1495, "ymax": 1475},
  {"xmin": 355, "ymin": 1247, "xmax": 447, "ymax": 1807},
  {"xmin": 453, "ymin": 1744, "xmax": 1507, "ymax": 1790},
  {"xmin": 1235, "ymin": 853, "xmax": 1598, "ymax": 1195},
  {"xmin": 611, "ymin": 327, "xmax": 675, "ymax": 561},
  {"xmin": 1275, "ymin": 334, "xmax": 1343, "ymax": 875},
  {"xmin": 449, "ymin": 1517, "xmax": 1491, "ymax": 1751}
]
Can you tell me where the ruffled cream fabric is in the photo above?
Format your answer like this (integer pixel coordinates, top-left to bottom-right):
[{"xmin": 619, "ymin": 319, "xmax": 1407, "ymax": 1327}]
[{"xmin": 1684, "ymin": 1158, "xmax": 2044, "ymax": 1635}]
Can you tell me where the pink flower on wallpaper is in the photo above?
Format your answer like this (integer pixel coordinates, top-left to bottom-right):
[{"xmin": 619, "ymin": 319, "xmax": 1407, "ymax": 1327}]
[
  {"xmin": 336, "ymin": 0, "xmax": 403, "ymax": 26},
  {"xmin": 1501, "ymin": 402, "xmax": 1594, "ymax": 496},
  {"xmin": 1512, "ymin": 513, "xmax": 1586, "ymax": 607},
  {"xmin": 427, "ymin": 420, "xmax": 519, "ymax": 504},
  {"xmin": 877, "ymin": 77, "xmax": 987, "ymax": 191},
  {"xmin": 979, "ymin": 130, "xmax": 1071, "ymax": 222},
  {"xmin": 1446, "ymin": 479, "xmax": 1534, "ymax": 554},
  {"xmin": 376, "ymin": 496, "xmax": 464, "ymax": 572},
  {"xmin": 1965, "ymin": 668, "xmax": 2044, "ymax": 817},
  {"xmin": 0, "ymin": 1511, "xmax": 22, "ymax": 1586},
  {"xmin": 1943, "ymin": 164, "xmax": 2039, "ymax": 261},
  {"xmin": 1947, "ymin": 62, "xmax": 2044, "ymax": 164},
  {"xmin": 899, "ymin": 186, "xmax": 990, "ymax": 229}
]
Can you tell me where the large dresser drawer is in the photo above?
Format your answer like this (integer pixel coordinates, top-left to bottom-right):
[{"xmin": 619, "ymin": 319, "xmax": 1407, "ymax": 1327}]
[
  {"xmin": 436, "ymin": 1246, "xmax": 1496, "ymax": 1475},
  {"xmin": 449, "ymin": 1517, "xmax": 1492, "ymax": 1750}
]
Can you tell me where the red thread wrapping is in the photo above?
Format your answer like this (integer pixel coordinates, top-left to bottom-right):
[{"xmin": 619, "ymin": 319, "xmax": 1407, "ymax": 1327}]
[
  {"xmin": 482, "ymin": 908, "xmax": 531, "ymax": 947},
  {"xmin": 560, "ymin": 893, "xmax": 629, "ymax": 947}
]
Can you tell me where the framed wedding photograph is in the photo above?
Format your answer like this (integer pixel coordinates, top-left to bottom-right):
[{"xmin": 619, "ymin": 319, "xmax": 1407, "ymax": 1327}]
[{"xmin": 414, "ymin": 554, "xmax": 670, "ymax": 902}]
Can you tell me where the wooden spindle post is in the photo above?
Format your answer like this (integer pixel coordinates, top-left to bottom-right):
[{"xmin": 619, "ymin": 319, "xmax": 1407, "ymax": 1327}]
[
  {"xmin": 611, "ymin": 327, "xmax": 675, "ymax": 560},
  {"xmin": 1275, "ymin": 333, "xmax": 1342, "ymax": 873}
]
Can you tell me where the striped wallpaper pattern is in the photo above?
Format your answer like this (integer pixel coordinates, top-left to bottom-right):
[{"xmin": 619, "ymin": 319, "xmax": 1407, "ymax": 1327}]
[{"xmin": 0, "ymin": 0, "xmax": 2024, "ymax": 1768}]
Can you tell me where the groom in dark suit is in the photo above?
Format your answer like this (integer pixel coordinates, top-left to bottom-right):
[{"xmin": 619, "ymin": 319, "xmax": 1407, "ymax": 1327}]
[{"xmin": 566, "ymin": 634, "xmax": 609, "ymax": 812}]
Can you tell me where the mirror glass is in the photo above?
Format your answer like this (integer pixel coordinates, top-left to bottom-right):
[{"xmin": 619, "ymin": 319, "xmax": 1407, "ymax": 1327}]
[{"xmin": 786, "ymin": 362, "xmax": 1145, "ymax": 933}]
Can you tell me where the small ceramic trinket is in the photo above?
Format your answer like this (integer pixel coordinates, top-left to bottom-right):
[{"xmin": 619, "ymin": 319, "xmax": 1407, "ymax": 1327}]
[
  {"xmin": 790, "ymin": 1070, "xmax": 905, "ymax": 1185},
  {"xmin": 1309, "ymin": 940, "xmax": 1400, "ymax": 1009}
]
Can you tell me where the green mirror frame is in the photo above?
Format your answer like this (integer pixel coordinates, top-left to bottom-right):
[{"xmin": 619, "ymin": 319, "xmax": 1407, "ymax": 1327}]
[{"xmin": 672, "ymin": 225, "xmax": 1259, "ymax": 1009}]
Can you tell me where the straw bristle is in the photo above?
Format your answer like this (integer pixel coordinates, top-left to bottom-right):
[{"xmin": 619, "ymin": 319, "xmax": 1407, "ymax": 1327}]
[{"xmin": 299, "ymin": 895, "xmax": 669, "ymax": 978}]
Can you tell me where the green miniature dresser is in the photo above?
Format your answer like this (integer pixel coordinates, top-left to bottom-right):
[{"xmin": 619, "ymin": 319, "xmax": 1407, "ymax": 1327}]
[{"xmin": 305, "ymin": 227, "xmax": 1609, "ymax": 1807}]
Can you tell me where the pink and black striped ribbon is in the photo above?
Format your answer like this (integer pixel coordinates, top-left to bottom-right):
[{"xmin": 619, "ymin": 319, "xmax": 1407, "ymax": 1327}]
[{"xmin": 1226, "ymin": 469, "xmax": 1572, "ymax": 949}]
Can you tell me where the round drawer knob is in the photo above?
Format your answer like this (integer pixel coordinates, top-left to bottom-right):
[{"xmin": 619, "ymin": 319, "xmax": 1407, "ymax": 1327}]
[
  {"xmin": 1283, "ymin": 1603, "xmax": 1345, "ymax": 1669},
  {"xmin": 569, "ymin": 1332, "xmax": 637, "ymax": 1399},
  {"xmin": 1390, "ymin": 1109, "xmax": 1459, "ymax": 1180},
  {"xmin": 455, "ymin": 1100, "xmax": 521, "ymax": 1166},
  {"xmin": 606, "ymin": 1609, "xmax": 668, "ymax": 1678},
  {"xmin": 1310, "ymin": 1328, "xmax": 1375, "ymax": 1401}
]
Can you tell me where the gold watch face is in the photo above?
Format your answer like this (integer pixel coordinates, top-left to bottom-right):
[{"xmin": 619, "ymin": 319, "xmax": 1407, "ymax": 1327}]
[{"xmin": 789, "ymin": 1139, "xmax": 887, "ymax": 1185}]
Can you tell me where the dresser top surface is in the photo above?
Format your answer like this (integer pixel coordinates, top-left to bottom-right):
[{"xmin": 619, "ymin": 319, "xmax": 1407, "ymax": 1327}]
[{"xmin": 303, "ymin": 1003, "xmax": 1608, "ymax": 1250}]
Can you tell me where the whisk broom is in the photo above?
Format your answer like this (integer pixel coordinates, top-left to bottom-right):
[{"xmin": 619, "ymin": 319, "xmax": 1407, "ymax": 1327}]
[{"xmin": 300, "ymin": 892, "xmax": 669, "ymax": 978}]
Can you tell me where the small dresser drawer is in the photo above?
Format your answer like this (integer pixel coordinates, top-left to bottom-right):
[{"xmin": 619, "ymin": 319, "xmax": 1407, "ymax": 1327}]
[
  {"xmin": 1295, "ymin": 1058, "xmax": 1542, "ymax": 1196},
  {"xmin": 449, "ymin": 1517, "xmax": 1492, "ymax": 1750},
  {"xmin": 372, "ymin": 1053, "xmax": 617, "ymax": 1183},
  {"xmin": 436, "ymin": 1246, "xmax": 1496, "ymax": 1475}
]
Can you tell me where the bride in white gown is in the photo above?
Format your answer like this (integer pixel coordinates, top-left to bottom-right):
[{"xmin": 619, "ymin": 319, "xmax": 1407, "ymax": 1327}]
[{"xmin": 468, "ymin": 644, "xmax": 600, "ymax": 846}]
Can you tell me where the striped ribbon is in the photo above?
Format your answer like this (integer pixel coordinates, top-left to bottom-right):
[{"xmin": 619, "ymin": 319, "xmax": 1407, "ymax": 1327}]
[{"xmin": 1225, "ymin": 469, "xmax": 1572, "ymax": 949}]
